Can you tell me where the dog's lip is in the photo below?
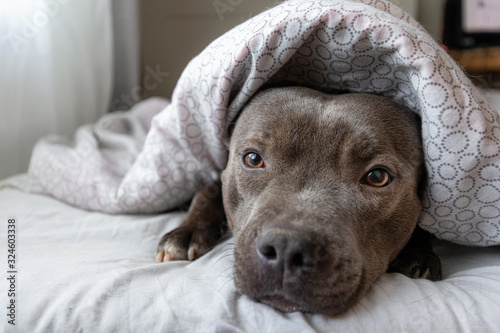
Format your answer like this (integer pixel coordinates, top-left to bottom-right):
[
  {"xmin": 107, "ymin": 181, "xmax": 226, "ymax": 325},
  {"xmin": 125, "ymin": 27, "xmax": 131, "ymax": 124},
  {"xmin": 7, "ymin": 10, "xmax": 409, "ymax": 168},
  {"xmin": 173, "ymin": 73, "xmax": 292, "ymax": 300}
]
[{"xmin": 257, "ymin": 294, "xmax": 305, "ymax": 313}]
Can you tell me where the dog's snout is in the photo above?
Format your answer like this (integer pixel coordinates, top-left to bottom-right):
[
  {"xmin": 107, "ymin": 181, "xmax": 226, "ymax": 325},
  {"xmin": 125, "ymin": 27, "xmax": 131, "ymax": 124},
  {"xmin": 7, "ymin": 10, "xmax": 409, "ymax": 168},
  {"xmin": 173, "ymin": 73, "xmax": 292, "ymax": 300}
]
[{"xmin": 256, "ymin": 227, "xmax": 320, "ymax": 281}]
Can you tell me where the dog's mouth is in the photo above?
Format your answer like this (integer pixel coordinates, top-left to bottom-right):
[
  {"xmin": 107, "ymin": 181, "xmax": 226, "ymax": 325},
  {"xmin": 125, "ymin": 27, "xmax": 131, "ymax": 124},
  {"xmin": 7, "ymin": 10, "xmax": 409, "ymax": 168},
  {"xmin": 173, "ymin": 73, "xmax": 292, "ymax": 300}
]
[{"xmin": 256, "ymin": 294, "xmax": 306, "ymax": 313}]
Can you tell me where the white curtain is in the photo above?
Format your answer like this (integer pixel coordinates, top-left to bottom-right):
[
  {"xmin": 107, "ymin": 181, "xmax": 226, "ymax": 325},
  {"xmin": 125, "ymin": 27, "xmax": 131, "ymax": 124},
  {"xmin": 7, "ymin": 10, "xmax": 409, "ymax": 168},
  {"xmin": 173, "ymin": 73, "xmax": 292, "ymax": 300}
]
[
  {"xmin": 111, "ymin": 0, "xmax": 140, "ymax": 110},
  {"xmin": 0, "ymin": 0, "xmax": 139, "ymax": 180}
]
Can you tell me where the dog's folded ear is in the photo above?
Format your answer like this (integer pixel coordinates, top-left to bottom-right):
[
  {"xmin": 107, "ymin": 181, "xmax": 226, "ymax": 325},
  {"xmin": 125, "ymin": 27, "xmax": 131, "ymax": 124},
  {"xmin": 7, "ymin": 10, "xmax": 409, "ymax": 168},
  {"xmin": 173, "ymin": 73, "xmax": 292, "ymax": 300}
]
[
  {"xmin": 417, "ymin": 163, "xmax": 428, "ymax": 201},
  {"xmin": 223, "ymin": 121, "xmax": 237, "ymax": 149},
  {"xmin": 224, "ymin": 101, "xmax": 247, "ymax": 148},
  {"xmin": 227, "ymin": 121, "xmax": 236, "ymax": 141}
]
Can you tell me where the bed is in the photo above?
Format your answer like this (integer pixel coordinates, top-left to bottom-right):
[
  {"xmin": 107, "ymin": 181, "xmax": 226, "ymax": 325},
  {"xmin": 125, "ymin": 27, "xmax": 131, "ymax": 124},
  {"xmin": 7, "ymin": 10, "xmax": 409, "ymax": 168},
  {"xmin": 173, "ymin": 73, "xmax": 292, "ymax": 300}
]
[
  {"xmin": 2, "ymin": 0, "xmax": 500, "ymax": 331},
  {"xmin": 1, "ymin": 178, "xmax": 500, "ymax": 332}
]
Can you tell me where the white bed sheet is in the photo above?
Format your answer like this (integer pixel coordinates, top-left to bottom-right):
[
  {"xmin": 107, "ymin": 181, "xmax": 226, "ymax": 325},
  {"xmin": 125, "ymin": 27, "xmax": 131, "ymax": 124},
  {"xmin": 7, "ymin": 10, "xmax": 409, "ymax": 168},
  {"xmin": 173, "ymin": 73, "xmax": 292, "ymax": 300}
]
[{"xmin": 1, "ymin": 180, "xmax": 500, "ymax": 332}]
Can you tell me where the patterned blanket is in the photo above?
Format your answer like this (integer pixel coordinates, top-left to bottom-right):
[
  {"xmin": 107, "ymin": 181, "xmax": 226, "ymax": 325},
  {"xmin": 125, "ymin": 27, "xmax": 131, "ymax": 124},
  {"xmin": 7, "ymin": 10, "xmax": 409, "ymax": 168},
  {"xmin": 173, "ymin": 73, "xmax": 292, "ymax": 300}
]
[{"xmin": 29, "ymin": 0, "xmax": 500, "ymax": 246}]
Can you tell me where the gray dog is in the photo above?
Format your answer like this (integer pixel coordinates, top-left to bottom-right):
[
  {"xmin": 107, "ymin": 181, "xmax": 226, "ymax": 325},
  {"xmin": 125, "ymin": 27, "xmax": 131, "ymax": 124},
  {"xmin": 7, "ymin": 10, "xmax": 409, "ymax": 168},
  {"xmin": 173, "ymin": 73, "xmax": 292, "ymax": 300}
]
[{"xmin": 155, "ymin": 86, "xmax": 441, "ymax": 316}]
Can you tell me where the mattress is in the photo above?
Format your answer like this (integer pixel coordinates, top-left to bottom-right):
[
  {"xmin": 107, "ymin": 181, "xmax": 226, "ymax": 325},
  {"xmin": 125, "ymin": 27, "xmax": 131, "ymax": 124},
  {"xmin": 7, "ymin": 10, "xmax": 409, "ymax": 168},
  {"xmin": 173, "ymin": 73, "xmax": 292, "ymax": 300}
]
[{"xmin": 1, "ymin": 180, "xmax": 499, "ymax": 332}]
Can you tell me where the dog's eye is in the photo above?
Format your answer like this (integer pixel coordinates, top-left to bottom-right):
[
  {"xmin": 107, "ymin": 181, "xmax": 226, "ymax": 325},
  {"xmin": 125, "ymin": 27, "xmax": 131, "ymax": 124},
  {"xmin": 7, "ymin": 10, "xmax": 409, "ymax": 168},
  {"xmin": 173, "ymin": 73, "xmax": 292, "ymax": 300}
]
[
  {"xmin": 243, "ymin": 152, "xmax": 265, "ymax": 169},
  {"xmin": 364, "ymin": 169, "xmax": 392, "ymax": 187}
]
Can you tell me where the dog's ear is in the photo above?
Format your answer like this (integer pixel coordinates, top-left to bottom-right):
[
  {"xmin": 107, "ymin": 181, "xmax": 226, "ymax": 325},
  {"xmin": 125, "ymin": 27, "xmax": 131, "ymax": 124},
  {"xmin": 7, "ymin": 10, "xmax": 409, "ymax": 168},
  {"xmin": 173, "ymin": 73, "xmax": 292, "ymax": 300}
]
[
  {"xmin": 417, "ymin": 165, "xmax": 428, "ymax": 200},
  {"xmin": 227, "ymin": 121, "xmax": 236, "ymax": 139},
  {"xmin": 223, "ymin": 121, "xmax": 237, "ymax": 149},
  {"xmin": 224, "ymin": 109, "xmax": 244, "ymax": 148}
]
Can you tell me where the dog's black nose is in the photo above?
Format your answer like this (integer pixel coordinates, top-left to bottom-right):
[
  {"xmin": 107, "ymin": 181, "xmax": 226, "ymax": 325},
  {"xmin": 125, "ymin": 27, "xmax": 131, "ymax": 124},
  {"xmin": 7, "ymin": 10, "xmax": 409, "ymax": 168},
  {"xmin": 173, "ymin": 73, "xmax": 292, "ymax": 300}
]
[{"xmin": 256, "ymin": 227, "xmax": 320, "ymax": 282}]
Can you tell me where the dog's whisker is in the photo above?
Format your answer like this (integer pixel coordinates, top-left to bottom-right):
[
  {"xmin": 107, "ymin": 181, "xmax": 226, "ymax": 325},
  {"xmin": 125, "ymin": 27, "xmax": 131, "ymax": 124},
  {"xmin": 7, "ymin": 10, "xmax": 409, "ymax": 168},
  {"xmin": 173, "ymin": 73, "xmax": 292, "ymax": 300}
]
[
  {"xmin": 218, "ymin": 276, "xmax": 236, "ymax": 290},
  {"xmin": 216, "ymin": 242, "xmax": 235, "ymax": 251},
  {"xmin": 211, "ymin": 246, "xmax": 235, "ymax": 262},
  {"xmin": 210, "ymin": 252, "xmax": 235, "ymax": 267},
  {"xmin": 215, "ymin": 253, "xmax": 235, "ymax": 262}
]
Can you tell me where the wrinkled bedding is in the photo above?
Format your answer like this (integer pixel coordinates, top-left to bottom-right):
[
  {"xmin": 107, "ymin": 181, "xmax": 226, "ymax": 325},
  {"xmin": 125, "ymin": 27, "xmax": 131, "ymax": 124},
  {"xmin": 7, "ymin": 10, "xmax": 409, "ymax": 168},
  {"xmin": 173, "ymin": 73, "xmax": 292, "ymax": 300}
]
[
  {"xmin": 1, "ymin": 184, "xmax": 499, "ymax": 332},
  {"xmin": 27, "ymin": 0, "xmax": 500, "ymax": 246}
]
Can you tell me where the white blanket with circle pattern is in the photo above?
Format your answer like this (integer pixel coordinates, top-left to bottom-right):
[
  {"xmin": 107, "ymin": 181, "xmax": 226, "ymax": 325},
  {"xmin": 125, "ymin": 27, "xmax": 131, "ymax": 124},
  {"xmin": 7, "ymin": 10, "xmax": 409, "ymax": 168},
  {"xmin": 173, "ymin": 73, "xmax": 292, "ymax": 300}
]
[{"xmin": 28, "ymin": 0, "xmax": 500, "ymax": 246}]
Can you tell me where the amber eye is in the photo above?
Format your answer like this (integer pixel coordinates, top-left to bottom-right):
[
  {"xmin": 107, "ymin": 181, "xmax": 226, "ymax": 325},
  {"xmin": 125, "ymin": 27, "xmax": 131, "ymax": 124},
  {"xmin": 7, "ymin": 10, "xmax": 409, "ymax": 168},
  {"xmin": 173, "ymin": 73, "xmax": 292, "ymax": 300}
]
[
  {"xmin": 364, "ymin": 168, "xmax": 392, "ymax": 187},
  {"xmin": 244, "ymin": 152, "xmax": 265, "ymax": 169}
]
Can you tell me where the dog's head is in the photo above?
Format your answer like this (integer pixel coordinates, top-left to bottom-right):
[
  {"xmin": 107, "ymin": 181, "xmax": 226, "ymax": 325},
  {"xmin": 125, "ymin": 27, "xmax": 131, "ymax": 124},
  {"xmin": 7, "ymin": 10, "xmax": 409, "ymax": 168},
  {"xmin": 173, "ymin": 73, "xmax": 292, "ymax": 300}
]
[{"xmin": 221, "ymin": 87, "xmax": 424, "ymax": 316}]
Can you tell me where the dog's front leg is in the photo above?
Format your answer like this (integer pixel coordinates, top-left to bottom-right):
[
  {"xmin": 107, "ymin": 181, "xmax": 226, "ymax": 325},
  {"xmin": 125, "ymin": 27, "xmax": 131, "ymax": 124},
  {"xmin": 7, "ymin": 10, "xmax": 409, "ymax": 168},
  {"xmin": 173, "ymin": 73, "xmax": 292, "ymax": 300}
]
[
  {"xmin": 155, "ymin": 182, "xmax": 227, "ymax": 262},
  {"xmin": 387, "ymin": 225, "xmax": 442, "ymax": 281}
]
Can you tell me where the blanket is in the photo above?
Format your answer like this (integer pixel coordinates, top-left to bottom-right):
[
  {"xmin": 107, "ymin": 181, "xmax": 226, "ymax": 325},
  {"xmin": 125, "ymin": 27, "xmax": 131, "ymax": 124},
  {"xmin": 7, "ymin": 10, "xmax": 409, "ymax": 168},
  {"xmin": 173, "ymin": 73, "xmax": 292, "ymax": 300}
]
[{"xmin": 28, "ymin": 0, "xmax": 500, "ymax": 246}]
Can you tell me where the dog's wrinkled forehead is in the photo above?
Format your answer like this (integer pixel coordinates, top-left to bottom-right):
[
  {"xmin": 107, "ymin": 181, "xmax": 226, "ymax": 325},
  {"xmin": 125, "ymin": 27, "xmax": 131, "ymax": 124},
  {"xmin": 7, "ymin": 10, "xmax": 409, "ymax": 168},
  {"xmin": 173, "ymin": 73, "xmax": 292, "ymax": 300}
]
[{"xmin": 232, "ymin": 87, "xmax": 422, "ymax": 165}]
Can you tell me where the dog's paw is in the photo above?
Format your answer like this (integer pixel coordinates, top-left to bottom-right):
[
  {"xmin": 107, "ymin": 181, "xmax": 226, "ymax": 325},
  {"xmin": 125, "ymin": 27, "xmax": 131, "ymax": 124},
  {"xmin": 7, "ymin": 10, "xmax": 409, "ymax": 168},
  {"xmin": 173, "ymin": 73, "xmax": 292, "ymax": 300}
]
[
  {"xmin": 387, "ymin": 248, "xmax": 442, "ymax": 281},
  {"xmin": 155, "ymin": 226, "xmax": 218, "ymax": 263}
]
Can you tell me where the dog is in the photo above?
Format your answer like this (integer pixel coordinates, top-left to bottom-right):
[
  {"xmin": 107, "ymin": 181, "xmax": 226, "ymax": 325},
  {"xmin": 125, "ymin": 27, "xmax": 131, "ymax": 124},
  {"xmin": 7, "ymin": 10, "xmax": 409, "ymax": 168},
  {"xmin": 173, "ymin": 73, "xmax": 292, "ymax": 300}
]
[{"xmin": 155, "ymin": 86, "xmax": 442, "ymax": 316}]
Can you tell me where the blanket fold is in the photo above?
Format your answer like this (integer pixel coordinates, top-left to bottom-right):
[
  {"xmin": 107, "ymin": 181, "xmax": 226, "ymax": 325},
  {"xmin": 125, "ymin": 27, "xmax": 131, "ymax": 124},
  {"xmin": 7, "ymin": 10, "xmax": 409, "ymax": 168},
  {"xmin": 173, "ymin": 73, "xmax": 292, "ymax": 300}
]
[{"xmin": 29, "ymin": 0, "xmax": 500, "ymax": 246}]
